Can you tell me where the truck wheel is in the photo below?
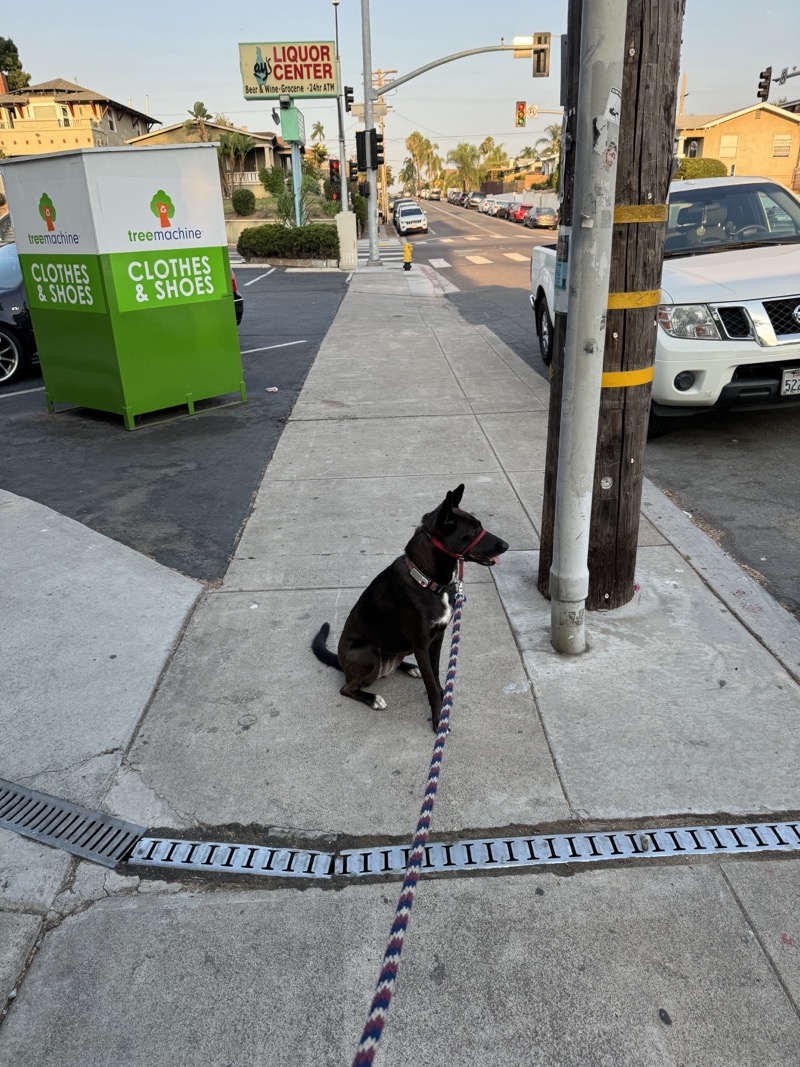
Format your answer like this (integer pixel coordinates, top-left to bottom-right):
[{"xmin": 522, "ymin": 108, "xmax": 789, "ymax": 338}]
[
  {"xmin": 536, "ymin": 300, "xmax": 553, "ymax": 366},
  {"xmin": 647, "ymin": 411, "xmax": 672, "ymax": 439}
]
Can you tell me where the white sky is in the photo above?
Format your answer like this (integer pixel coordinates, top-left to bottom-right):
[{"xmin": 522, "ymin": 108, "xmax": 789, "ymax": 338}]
[{"xmin": 5, "ymin": 1, "xmax": 800, "ymax": 173}]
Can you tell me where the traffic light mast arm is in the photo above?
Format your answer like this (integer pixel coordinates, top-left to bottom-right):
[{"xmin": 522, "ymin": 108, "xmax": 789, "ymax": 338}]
[{"xmin": 369, "ymin": 44, "xmax": 519, "ymax": 98}]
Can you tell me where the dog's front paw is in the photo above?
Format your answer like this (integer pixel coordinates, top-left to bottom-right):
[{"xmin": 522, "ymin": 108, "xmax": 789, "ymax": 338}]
[
  {"xmin": 407, "ymin": 667, "xmax": 422, "ymax": 678},
  {"xmin": 372, "ymin": 695, "xmax": 387, "ymax": 710}
]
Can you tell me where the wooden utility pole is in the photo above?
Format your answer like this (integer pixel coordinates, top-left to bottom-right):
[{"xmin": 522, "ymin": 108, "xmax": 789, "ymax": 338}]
[{"xmin": 538, "ymin": 0, "xmax": 685, "ymax": 610}]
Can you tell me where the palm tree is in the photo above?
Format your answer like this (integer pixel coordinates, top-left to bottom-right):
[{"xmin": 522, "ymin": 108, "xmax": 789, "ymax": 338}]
[
  {"xmin": 232, "ymin": 133, "xmax": 256, "ymax": 181},
  {"xmin": 519, "ymin": 146, "xmax": 539, "ymax": 159},
  {"xmin": 184, "ymin": 101, "xmax": 212, "ymax": 142},
  {"xmin": 311, "ymin": 121, "xmax": 325, "ymax": 144},
  {"xmin": 535, "ymin": 123, "xmax": 562, "ymax": 160},
  {"xmin": 405, "ymin": 131, "xmax": 426, "ymax": 193},
  {"xmin": 217, "ymin": 132, "xmax": 237, "ymax": 197},
  {"xmin": 446, "ymin": 143, "xmax": 481, "ymax": 191},
  {"xmin": 479, "ymin": 136, "xmax": 496, "ymax": 159},
  {"xmin": 481, "ymin": 143, "xmax": 509, "ymax": 183},
  {"xmin": 398, "ymin": 158, "xmax": 416, "ymax": 193}
]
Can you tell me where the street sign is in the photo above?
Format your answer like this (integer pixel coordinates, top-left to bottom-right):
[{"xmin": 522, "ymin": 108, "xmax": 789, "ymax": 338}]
[
  {"xmin": 350, "ymin": 103, "xmax": 388, "ymax": 122},
  {"xmin": 513, "ymin": 36, "xmax": 533, "ymax": 59},
  {"xmin": 527, "ymin": 105, "xmax": 539, "ymax": 118}
]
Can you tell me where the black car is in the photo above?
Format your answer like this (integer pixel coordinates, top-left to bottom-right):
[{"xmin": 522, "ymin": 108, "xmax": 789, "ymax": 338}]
[
  {"xmin": 0, "ymin": 242, "xmax": 243, "ymax": 387},
  {"xmin": 0, "ymin": 243, "xmax": 37, "ymax": 386}
]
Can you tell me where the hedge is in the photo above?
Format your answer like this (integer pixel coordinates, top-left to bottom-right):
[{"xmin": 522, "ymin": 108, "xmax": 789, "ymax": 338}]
[
  {"xmin": 673, "ymin": 157, "xmax": 728, "ymax": 180},
  {"xmin": 231, "ymin": 188, "xmax": 256, "ymax": 216},
  {"xmin": 237, "ymin": 223, "xmax": 340, "ymax": 261}
]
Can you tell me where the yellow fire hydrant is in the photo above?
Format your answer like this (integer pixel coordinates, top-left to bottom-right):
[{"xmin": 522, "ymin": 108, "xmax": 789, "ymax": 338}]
[{"xmin": 403, "ymin": 242, "xmax": 413, "ymax": 271}]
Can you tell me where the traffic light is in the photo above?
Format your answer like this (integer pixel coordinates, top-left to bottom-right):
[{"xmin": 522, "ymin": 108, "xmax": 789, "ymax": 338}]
[
  {"xmin": 370, "ymin": 128, "xmax": 385, "ymax": 167},
  {"xmin": 358, "ymin": 181, "xmax": 370, "ymax": 198},
  {"xmin": 344, "ymin": 85, "xmax": 354, "ymax": 112},
  {"xmin": 516, "ymin": 101, "xmax": 526, "ymax": 128},
  {"xmin": 348, "ymin": 160, "xmax": 358, "ymax": 183},
  {"xmin": 757, "ymin": 66, "xmax": 772, "ymax": 102},
  {"xmin": 355, "ymin": 130, "xmax": 367, "ymax": 171},
  {"xmin": 532, "ymin": 32, "xmax": 551, "ymax": 77},
  {"xmin": 329, "ymin": 158, "xmax": 341, "ymax": 184}
]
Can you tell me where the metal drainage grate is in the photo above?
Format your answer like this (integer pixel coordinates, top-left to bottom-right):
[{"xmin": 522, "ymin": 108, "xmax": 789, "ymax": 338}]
[
  {"xmin": 338, "ymin": 821, "xmax": 800, "ymax": 877},
  {"xmin": 130, "ymin": 821, "xmax": 800, "ymax": 881},
  {"xmin": 130, "ymin": 837, "xmax": 334, "ymax": 879},
  {"xmin": 0, "ymin": 778, "xmax": 145, "ymax": 869}
]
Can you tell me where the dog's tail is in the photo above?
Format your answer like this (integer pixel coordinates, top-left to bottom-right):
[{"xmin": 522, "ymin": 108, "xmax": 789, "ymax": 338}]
[{"xmin": 311, "ymin": 623, "xmax": 342, "ymax": 670}]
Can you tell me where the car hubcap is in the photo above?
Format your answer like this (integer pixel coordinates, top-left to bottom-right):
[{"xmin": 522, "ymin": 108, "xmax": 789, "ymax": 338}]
[{"xmin": 0, "ymin": 333, "xmax": 21, "ymax": 383}]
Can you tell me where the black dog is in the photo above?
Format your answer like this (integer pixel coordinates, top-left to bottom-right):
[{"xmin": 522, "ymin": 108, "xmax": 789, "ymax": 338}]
[{"xmin": 312, "ymin": 484, "xmax": 508, "ymax": 731}]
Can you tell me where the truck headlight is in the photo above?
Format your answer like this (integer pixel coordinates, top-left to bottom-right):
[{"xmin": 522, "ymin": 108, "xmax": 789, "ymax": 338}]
[{"xmin": 657, "ymin": 304, "xmax": 721, "ymax": 339}]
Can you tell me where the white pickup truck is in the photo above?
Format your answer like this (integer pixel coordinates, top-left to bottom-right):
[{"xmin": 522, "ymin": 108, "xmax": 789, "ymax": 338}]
[{"xmin": 530, "ymin": 175, "xmax": 800, "ymax": 435}]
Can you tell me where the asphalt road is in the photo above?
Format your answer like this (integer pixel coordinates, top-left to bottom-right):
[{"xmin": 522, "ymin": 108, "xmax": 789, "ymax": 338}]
[
  {"xmin": 0, "ymin": 268, "xmax": 348, "ymax": 583},
  {"xmin": 403, "ymin": 200, "xmax": 800, "ymax": 620}
]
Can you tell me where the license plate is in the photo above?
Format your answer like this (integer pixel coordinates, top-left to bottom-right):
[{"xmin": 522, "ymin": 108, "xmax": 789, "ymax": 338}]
[{"xmin": 781, "ymin": 367, "xmax": 800, "ymax": 396}]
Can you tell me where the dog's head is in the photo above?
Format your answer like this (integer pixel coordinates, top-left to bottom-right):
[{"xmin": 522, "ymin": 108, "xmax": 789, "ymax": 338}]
[{"xmin": 422, "ymin": 484, "xmax": 509, "ymax": 567}]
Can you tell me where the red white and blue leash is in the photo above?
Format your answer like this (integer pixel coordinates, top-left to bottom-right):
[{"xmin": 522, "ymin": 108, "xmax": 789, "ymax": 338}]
[{"xmin": 352, "ymin": 560, "xmax": 467, "ymax": 1066}]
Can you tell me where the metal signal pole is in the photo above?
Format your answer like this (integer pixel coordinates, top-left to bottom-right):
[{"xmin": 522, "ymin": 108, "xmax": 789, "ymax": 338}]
[
  {"xmin": 332, "ymin": 0, "xmax": 349, "ymax": 212},
  {"xmin": 360, "ymin": 0, "xmax": 380, "ymax": 264}
]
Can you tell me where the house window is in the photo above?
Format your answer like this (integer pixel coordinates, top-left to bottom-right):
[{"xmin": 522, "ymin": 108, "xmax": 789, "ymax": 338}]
[
  {"xmin": 719, "ymin": 134, "xmax": 738, "ymax": 158},
  {"xmin": 773, "ymin": 134, "xmax": 792, "ymax": 157},
  {"xmin": 60, "ymin": 106, "xmax": 71, "ymax": 128},
  {"xmin": 108, "ymin": 110, "xmax": 117, "ymax": 132},
  {"xmin": 686, "ymin": 138, "xmax": 701, "ymax": 158}
]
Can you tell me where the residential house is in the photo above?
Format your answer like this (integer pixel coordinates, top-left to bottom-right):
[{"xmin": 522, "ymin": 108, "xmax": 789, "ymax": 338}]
[
  {"xmin": 0, "ymin": 78, "xmax": 158, "ymax": 158},
  {"xmin": 127, "ymin": 121, "xmax": 290, "ymax": 197},
  {"xmin": 675, "ymin": 103, "xmax": 800, "ymax": 190}
]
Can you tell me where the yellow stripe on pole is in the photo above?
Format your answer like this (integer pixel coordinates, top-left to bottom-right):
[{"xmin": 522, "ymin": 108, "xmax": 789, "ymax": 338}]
[
  {"xmin": 607, "ymin": 289, "xmax": 661, "ymax": 309},
  {"xmin": 613, "ymin": 204, "xmax": 668, "ymax": 224},
  {"xmin": 601, "ymin": 366, "xmax": 655, "ymax": 388}
]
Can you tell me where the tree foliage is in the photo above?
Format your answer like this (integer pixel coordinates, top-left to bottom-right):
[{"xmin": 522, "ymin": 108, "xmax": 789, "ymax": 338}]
[
  {"xmin": 184, "ymin": 101, "xmax": 212, "ymax": 142},
  {"xmin": 0, "ymin": 38, "xmax": 30, "ymax": 90}
]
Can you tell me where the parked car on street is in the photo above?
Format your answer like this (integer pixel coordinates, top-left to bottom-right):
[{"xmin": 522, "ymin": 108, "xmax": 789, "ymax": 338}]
[
  {"xmin": 524, "ymin": 206, "xmax": 559, "ymax": 229},
  {"xmin": 0, "ymin": 242, "xmax": 37, "ymax": 386},
  {"xmin": 511, "ymin": 203, "xmax": 534, "ymax": 223},
  {"xmin": 428, "ymin": 188, "xmax": 441, "ymax": 201},
  {"xmin": 493, "ymin": 201, "xmax": 514, "ymax": 219},
  {"xmin": 395, "ymin": 203, "xmax": 428, "ymax": 234},
  {"xmin": 530, "ymin": 176, "xmax": 800, "ymax": 436},
  {"xmin": 479, "ymin": 198, "xmax": 495, "ymax": 214},
  {"xmin": 464, "ymin": 192, "xmax": 487, "ymax": 210},
  {"xmin": 392, "ymin": 198, "xmax": 416, "ymax": 224}
]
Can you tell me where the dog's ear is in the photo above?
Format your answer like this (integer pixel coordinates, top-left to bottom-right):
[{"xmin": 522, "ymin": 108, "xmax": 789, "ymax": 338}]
[{"xmin": 451, "ymin": 484, "xmax": 465, "ymax": 508}]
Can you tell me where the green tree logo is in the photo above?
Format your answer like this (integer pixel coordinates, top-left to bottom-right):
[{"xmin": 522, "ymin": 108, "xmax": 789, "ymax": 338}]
[
  {"xmin": 39, "ymin": 192, "xmax": 56, "ymax": 232},
  {"xmin": 150, "ymin": 189, "xmax": 175, "ymax": 228}
]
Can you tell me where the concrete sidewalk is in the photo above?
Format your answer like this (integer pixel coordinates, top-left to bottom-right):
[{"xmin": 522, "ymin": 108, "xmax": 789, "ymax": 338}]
[{"xmin": 2, "ymin": 263, "xmax": 800, "ymax": 1066}]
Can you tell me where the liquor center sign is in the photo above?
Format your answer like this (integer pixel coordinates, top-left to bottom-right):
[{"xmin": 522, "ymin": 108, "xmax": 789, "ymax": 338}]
[{"xmin": 238, "ymin": 41, "xmax": 338, "ymax": 99}]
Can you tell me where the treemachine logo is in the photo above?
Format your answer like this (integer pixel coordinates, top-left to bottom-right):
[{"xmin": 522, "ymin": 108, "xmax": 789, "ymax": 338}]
[
  {"xmin": 127, "ymin": 189, "xmax": 203, "ymax": 244},
  {"xmin": 27, "ymin": 192, "xmax": 80, "ymax": 247}
]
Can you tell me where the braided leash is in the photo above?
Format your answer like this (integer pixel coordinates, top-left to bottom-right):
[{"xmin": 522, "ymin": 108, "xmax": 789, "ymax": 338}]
[{"xmin": 352, "ymin": 572, "xmax": 466, "ymax": 1067}]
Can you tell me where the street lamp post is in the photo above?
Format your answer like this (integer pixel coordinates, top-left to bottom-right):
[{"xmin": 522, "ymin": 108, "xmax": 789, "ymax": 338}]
[{"xmin": 332, "ymin": 0, "xmax": 349, "ymax": 212}]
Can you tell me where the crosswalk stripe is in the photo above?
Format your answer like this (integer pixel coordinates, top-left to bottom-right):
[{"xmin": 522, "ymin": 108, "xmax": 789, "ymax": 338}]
[
  {"xmin": 465, "ymin": 255, "xmax": 492, "ymax": 264},
  {"xmin": 464, "ymin": 236, "xmax": 481, "ymax": 241},
  {"xmin": 428, "ymin": 258, "xmax": 451, "ymax": 268},
  {"xmin": 503, "ymin": 252, "xmax": 529, "ymax": 262}
]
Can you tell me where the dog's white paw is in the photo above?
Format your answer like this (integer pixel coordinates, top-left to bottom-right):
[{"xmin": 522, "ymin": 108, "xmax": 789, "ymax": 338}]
[
  {"xmin": 407, "ymin": 667, "xmax": 422, "ymax": 678},
  {"xmin": 372, "ymin": 695, "xmax": 387, "ymax": 710}
]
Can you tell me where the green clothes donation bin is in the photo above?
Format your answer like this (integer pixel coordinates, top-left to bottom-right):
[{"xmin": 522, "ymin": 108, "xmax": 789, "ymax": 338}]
[{"xmin": 1, "ymin": 144, "xmax": 245, "ymax": 429}]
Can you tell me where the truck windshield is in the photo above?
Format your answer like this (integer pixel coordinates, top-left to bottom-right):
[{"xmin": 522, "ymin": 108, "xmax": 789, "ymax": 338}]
[{"xmin": 664, "ymin": 182, "xmax": 800, "ymax": 256}]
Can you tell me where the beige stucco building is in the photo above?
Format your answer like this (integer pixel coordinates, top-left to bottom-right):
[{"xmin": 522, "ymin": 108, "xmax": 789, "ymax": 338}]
[
  {"xmin": 128, "ymin": 122, "xmax": 290, "ymax": 196},
  {"xmin": 676, "ymin": 103, "xmax": 800, "ymax": 190},
  {"xmin": 0, "ymin": 78, "xmax": 157, "ymax": 157}
]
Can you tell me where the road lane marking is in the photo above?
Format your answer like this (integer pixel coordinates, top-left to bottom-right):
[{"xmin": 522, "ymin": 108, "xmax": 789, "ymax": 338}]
[
  {"xmin": 440, "ymin": 238, "xmax": 455, "ymax": 243},
  {"xmin": 465, "ymin": 255, "xmax": 492, "ymax": 264},
  {"xmin": 244, "ymin": 268, "xmax": 276, "ymax": 285},
  {"xmin": 428, "ymin": 258, "xmax": 451, "ymax": 268},
  {"xmin": 0, "ymin": 386, "xmax": 45, "ymax": 399},
  {"xmin": 464, "ymin": 236, "xmax": 481, "ymax": 241},
  {"xmin": 503, "ymin": 253, "xmax": 529, "ymax": 262},
  {"xmin": 240, "ymin": 341, "xmax": 308, "ymax": 354}
]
